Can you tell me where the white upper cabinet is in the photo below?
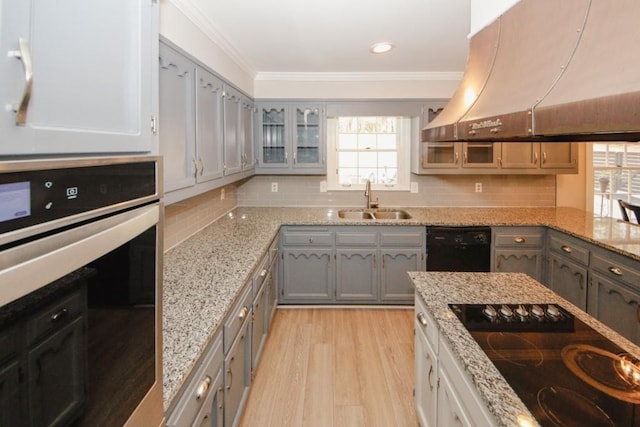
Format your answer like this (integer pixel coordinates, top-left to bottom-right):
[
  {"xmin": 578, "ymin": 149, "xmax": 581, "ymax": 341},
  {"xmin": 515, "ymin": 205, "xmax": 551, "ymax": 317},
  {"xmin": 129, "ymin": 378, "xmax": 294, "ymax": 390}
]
[{"xmin": 0, "ymin": 0, "xmax": 157, "ymax": 156}]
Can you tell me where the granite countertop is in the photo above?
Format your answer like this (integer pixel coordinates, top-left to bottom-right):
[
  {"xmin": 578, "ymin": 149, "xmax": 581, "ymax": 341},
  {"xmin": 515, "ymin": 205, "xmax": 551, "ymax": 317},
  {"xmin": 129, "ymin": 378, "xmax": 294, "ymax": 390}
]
[
  {"xmin": 410, "ymin": 271, "xmax": 640, "ymax": 427},
  {"xmin": 162, "ymin": 206, "xmax": 640, "ymax": 408}
]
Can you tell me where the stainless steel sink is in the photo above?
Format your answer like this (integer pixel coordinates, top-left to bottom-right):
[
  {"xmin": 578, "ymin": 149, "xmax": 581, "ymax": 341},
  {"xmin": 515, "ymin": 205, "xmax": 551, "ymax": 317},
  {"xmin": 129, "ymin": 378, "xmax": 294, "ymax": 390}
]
[
  {"xmin": 372, "ymin": 209, "xmax": 412, "ymax": 220},
  {"xmin": 337, "ymin": 209, "xmax": 411, "ymax": 220},
  {"xmin": 338, "ymin": 210, "xmax": 375, "ymax": 219}
]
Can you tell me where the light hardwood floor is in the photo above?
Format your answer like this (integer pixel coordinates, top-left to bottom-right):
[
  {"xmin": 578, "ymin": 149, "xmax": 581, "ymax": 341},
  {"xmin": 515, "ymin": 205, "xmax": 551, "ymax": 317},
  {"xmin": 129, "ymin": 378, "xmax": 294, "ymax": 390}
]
[{"xmin": 240, "ymin": 308, "xmax": 416, "ymax": 427}]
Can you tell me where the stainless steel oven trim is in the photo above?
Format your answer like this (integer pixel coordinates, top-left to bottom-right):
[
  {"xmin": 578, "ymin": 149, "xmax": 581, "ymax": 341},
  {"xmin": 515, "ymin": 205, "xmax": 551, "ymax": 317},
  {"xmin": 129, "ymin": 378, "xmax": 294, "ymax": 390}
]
[
  {"xmin": 0, "ymin": 203, "xmax": 160, "ymax": 307},
  {"xmin": 0, "ymin": 156, "xmax": 162, "ymax": 246}
]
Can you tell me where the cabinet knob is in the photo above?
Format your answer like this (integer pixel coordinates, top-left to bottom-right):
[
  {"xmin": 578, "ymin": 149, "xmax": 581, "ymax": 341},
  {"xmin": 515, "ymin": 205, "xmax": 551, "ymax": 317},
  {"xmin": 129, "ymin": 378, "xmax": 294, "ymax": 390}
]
[
  {"xmin": 608, "ymin": 266, "xmax": 623, "ymax": 276},
  {"xmin": 416, "ymin": 312, "xmax": 428, "ymax": 327},
  {"xmin": 238, "ymin": 306, "xmax": 249, "ymax": 321},
  {"xmin": 309, "ymin": 238, "xmax": 314, "ymax": 244},
  {"xmin": 50, "ymin": 307, "xmax": 69, "ymax": 323},
  {"xmin": 195, "ymin": 375, "xmax": 212, "ymax": 400},
  {"xmin": 260, "ymin": 268, "xmax": 268, "ymax": 278},
  {"xmin": 514, "ymin": 237, "xmax": 525, "ymax": 244}
]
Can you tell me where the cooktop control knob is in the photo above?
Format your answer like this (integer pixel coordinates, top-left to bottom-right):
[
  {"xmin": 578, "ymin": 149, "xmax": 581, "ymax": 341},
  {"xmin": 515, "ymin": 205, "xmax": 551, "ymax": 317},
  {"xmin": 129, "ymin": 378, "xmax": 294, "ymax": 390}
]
[
  {"xmin": 546, "ymin": 304, "xmax": 561, "ymax": 318},
  {"xmin": 515, "ymin": 304, "xmax": 529, "ymax": 318},
  {"xmin": 482, "ymin": 305, "xmax": 498, "ymax": 321},
  {"xmin": 531, "ymin": 304, "xmax": 545, "ymax": 318},
  {"xmin": 499, "ymin": 304, "xmax": 514, "ymax": 320}
]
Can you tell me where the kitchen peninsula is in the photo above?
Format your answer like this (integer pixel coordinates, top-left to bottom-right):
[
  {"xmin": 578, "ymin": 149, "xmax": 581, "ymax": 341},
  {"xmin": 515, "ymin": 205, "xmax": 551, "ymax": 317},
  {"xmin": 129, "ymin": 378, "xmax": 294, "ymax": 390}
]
[{"xmin": 162, "ymin": 206, "xmax": 640, "ymax": 422}]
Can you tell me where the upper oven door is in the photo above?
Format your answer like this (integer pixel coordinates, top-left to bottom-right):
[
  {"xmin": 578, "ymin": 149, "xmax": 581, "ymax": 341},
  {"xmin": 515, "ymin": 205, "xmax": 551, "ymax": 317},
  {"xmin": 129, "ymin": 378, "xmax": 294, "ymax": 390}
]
[{"xmin": 0, "ymin": 203, "xmax": 160, "ymax": 306}]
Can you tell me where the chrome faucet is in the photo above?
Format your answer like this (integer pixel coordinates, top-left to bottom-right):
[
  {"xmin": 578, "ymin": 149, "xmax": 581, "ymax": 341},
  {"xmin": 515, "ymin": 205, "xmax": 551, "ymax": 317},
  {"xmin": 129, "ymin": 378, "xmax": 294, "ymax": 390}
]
[{"xmin": 364, "ymin": 179, "xmax": 379, "ymax": 209}]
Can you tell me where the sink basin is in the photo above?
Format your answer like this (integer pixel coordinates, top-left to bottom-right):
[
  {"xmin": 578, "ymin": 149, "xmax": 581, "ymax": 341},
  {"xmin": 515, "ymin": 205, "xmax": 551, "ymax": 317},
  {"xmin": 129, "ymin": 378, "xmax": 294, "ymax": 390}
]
[
  {"xmin": 337, "ymin": 209, "xmax": 411, "ymax": 220},
  {"xmin": 372, "ymin": 210, "xmax": 412, "ymax": 220},
  {"xmin": 338, "ymin": 210, "xmax": 375, "ymax": 219}
]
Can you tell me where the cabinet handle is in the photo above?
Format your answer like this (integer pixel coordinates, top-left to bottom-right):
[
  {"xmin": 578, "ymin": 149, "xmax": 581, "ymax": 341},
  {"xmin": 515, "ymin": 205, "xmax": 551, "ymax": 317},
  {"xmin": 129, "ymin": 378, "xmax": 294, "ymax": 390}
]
[
  {"xmin": 217, "ymin": 387, "xmax": 224, "ymax": 409},
  {"xmin": 198, "ymin": 157, "xmax": 204, "ymax": 176},
  {"xmin": 534, "ymin": 151, "xmax": 539, "ymax": 164},
  {"xmin": 454, "ymin": 152, "xmax": 459, "ymax": 163},
  {"xmin": 560, "ymin": 245, "xmax": 572, "ymax": 254},
  {"xmin": 293, "ymin": 152, "xmax": 297, "ymax": 164},
  {"xmin": 192, "ymin": 158, "xmax": 198, "ymax": 178},
  {"xmin": 50, "ymin": 308, "xmax": 69, "ymax": 323},
  {"xmin": 416, "ymin": 312, "xmax": 428, "ymax": 327},
  {"xmin": 542, "ymin": 151, "xmax": 547, "ymax": 164},
  {"xmin": 464, "ymin": 151, "xmax": 468, "ymax": 164},
  {"xmin": 285, "ymin": 152, "xmax": 288, "ymax": 164},
  {"xmin": 226, "ymin": 361, "xmax": 233, "ymax": 390},
  {"xmin": 309, "ymin": 238, "xmax": 314, "ymax": 244},
  {"xmin": 260, "ymin": 268, "xmax": 268, "ymax": 278},
  {"xmin": 514, "ymin": 237, "xmax": 525, "ymax": 244},
  {"xmin": 238, "ymin": 306, "xmax": 249, "ymax": 321},
  {"xmin": 608, "ymin": 266, "xmax": 623, "ymax": 276},
  {"xmin": 11, "ymin": 38, "xmax": 33, "ymax": 125},
  {"xmin": 427, "ymin": 364, "xmax": 434, "ymax": 392},
  {"xmin": 575, "ymin": 272, "xmax": 584, "ymax": 290},
  {"xmin": 195, "ymin": 375, "xmax": 212, "ymax": 400},
  {"xmin": 373, "ymin": 254, "xmax": 377, "ymax": 269}
]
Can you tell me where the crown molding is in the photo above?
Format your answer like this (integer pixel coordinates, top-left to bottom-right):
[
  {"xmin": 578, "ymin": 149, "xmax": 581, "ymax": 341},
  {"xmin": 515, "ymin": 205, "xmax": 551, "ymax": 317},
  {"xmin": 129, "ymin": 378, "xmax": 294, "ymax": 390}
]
[
  {"xmin": 255, "ymin": 71, "xmax": 464, "ymax": 82},
  {"xmin": 168, "ymin": 0, "xmax": 257, "ymax": 78}
]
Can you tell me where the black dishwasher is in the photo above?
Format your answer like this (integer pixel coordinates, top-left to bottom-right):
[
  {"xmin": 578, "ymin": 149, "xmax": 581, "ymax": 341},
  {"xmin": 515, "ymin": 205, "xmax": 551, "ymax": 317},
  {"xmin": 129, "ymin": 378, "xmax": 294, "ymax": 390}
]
[{"xmin": 426, "ymin": 227, "xmax": 491, "ymax": 272}]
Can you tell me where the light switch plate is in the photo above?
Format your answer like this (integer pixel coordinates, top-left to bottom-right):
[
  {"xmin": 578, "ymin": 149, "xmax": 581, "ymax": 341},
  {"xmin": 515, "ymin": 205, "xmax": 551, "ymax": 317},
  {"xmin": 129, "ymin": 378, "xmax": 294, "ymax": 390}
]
[{"xmin": 410, "ymin": 182, "xmax": 418, "ymax": 193}]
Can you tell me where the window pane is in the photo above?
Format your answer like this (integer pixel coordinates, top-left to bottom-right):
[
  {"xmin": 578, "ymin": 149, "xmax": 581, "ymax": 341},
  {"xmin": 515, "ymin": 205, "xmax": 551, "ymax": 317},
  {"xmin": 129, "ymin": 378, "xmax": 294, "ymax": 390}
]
[
  {"xmin": 378, "ymin": 152, "xmax": 397, "ymax": 168},
  {"xmin": 379, "ymin": 167, "xmax": 397, "ymax": 184},
  {"xmin": 339, "ymin": 168, "xmax": 358, "ymax": 185},
  {"xmin": 360, "ymin": 168, "xmax": 377, "ymax": 183},
  {"xmin": 338, "ymin": 117, "xmax": 357, "ymax": 133},
  {"xmin": 358, "ymin": 152, "xmax": 377, "ymax": 168},
  {"xmin": 338, "ymin": 134, "xmax": 357, "ymax": 150},
  {"xmin": 377, "ymin": 134, "xmax": 397, "ymax": 149},
  {"xmin": 338, "ymin": 152, "xmax": 358, "ymax": 167},
  {"xmin": 358, "ymin": 117, "xmax": 378, "ymax": 133}
]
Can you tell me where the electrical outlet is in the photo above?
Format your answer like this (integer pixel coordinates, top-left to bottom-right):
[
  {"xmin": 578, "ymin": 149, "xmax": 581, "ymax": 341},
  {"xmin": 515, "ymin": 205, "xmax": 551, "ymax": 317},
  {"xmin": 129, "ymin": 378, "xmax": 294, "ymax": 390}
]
[
  {"xmin": 271, "ymin": 182, "xmax": 278, "ymax": 192},
  {"xmin": 320, "ymin": 180, "xmax": 327, "ymax": 193},
  {"xmin": 220, "ymin": 188, "xmax": 225, "ymax": 200},
  {"xmin": 410, "ymin": 182, "xmax": 418, "ymax": 193},
  {"xmin": 475, "ymin": 182, "xmax": 482, "ymax": 193}
]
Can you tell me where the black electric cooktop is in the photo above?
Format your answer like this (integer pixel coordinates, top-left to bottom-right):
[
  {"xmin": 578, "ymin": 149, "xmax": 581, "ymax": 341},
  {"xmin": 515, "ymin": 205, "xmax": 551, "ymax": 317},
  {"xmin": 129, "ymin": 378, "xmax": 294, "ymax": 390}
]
[{"xmin": 450, "ymin": 304, "xmax": 640, "ymax": 427}]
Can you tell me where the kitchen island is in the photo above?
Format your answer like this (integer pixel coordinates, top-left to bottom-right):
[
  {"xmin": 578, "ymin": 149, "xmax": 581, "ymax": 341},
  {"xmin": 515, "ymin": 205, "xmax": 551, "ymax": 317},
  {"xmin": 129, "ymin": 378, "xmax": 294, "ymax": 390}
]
[
  {"xmin": 162, "ymin": 206, "xmax": 640, "ymax": 413},
  {"xmin": 411, "ymin": 271, "xmax": 640, "ymax": 427}
]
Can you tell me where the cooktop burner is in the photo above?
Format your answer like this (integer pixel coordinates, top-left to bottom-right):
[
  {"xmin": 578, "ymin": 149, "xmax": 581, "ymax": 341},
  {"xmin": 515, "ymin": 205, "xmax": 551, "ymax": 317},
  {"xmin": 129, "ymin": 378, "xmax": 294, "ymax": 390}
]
[{"xmin": 450, "ymin": 303, "xmax": 640, "ymax": 426}]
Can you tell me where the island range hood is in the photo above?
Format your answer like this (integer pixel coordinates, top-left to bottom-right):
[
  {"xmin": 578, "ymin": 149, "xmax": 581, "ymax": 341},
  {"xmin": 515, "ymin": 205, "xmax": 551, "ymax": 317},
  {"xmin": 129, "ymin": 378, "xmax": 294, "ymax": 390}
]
[{"xmin": 423, "ymin": 0, "xmax": 640, "ymax": 143}]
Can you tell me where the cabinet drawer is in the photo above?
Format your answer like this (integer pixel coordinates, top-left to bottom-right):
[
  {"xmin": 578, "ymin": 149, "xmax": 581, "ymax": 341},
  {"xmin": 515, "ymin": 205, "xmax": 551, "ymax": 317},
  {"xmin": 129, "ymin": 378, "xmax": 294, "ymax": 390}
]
[
  {"xmin": 548, "ymin": 233, "xmax": 590, "ymax": 266},
  {"xmin": 167, "ymin": 334, "xmax": 223, "ymax": 427},
  {"xmin": 414, "ymin": 292, "xmax": 438, "ymax": 352},
  {"xmin": 591, "ymin": 252, "xmax": 640, "ymax": 291},
  {"xmin": 252, "ymin": 254, "xmax": 270, "ymax": 298},
  {"xmin": 27, "ymin": 290, "xmax": 84, "ymax": 345},
  {"xmin": 282, "ymin": 232, "xmax": 332, "ymax": 246},
  {"xmin": 0, "ymin": 325, "xmax": 19, "ymax": 363},
  {"xmin": 269, "ymin": 236, "xmax": 279, "ymax": 263},
  {"xmin": 335, "ymin": 232, "xmax": 377, "ymax": 246},
  {"xmin": 380, "ymin": 231, "xmax": 424, "ymax": 247},
  {"xmin": 223, "ymin": 285, "xmax": 252, "ymax": 354},
  {"xmin": 493, "ymin": 227, "xmax": 544, "ymax": 247}
]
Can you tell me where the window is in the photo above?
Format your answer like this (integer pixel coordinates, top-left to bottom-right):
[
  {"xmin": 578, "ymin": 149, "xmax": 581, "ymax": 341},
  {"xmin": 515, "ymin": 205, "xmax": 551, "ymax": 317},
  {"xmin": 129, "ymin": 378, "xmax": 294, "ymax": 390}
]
[
  {"xmin": 592, "ymin": 143, "xmax": 640, "ymax": 218},
  {"xmin": 327, "ymin": 116, "xmax": 412, "ymax": 191}
]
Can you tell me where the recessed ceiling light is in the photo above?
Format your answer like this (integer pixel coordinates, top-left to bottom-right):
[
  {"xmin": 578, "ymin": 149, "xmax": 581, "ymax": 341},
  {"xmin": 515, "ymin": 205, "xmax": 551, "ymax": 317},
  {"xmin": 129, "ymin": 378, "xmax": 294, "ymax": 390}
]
[{"xmin": 370, "ymin": 42, "xmax": 394, "ymax": 54}]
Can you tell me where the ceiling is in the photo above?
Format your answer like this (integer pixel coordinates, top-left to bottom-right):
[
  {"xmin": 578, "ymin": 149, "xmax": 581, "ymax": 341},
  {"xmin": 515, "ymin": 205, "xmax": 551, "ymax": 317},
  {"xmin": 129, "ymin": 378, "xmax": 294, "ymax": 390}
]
[{"xmin": 179, "ymin": 0, "xmax": 471, "ymax": 77}]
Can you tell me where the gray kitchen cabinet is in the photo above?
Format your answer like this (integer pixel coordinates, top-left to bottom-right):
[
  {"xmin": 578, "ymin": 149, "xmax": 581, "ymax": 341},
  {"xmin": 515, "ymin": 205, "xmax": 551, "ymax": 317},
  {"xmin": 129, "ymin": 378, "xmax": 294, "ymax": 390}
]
[
  {"xmin": 224, "ymin": 308, "xmax": 251, "ymax": 427},
  {"xmin": 492, "ymin": 227, "xmax": 545, "ymax": 282},
  {"xmin": 414, "ymin": 292, "xmax": 497, "ymax": 427},
  {"xmin": 251, "ymin": 280, "xmax": 267, "ymax": 375},
  {"xmin": 240, "ymin": 96, "xmax": 256, "ymax": 172},
  {"xmin": 256, "ymin": 102, "xmax": 325, "ymax": 174},
  {"xmin": 587, "ymin": 248, "xmax": 640, "ymax": 346},
  {"xmin": 381, "ymin": 249, "xmax": 424, "ymax": 302},
  {"xmin": 195, "ymin": 66, "xmax": 225, "ymax": 183},
  {"xmin": 266, "ymin": 238, "xmax": 279, "ymax": 328},
  {"xmin": 0, "ymin": 0, "xmax": 157, "ymax": 156},
  {"xmin": 223, "ymin": 86, "xmax": 243, "ymax": 176},
  {"xmin": 336, "ymin": 249, "xmax": 378, "ymax": 301},
  {"xmin": 546, "ymin": 231, "xmax": 590, "ymax": 310},
  {"xmin": 281, "ymin": 227, "xmax": 334, "ymax": 303},
  {"xmin": 500, "ymin": 142, "xmax": 577, "ymax": 172},
  {"xmin": 159, "ymin": 42, "xmax": 197, "ymax": 192},
  {"xmin": 419, "ymin": 142, "xmax": 500, "ymax": 171},
  {"xmin": 166, "ymin": 334, "xmax": 224, "ymax": 427}
]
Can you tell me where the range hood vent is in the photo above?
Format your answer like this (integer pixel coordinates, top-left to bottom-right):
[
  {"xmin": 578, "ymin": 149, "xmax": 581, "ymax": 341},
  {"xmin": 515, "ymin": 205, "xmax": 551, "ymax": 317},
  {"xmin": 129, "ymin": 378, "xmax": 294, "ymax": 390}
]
[{"xmin": 423, "ymin": 0, "xmax": 640, "ymax": 143}]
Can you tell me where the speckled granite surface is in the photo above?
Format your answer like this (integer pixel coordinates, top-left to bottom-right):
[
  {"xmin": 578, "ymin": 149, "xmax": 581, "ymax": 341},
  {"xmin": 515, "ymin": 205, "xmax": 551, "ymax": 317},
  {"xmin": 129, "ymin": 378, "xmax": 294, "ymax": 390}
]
[
  {"xmin": 163, "ymin": 206, "xmax": 640, "ymax": 409},
  {"xmin": 410, "ymin": 271, "xmax": 640, "ymax": 427}
]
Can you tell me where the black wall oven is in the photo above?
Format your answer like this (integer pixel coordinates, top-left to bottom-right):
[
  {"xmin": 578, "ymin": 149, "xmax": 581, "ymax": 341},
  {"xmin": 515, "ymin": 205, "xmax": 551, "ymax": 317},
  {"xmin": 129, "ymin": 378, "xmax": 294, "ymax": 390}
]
[{"xmin": 0, "ymin": 157, "xmax": 164, "ymax": 426}]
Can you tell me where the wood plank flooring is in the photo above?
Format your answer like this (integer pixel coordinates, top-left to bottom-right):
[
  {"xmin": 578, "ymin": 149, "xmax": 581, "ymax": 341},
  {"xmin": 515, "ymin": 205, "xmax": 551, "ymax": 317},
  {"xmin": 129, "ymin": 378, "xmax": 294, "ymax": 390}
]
[{"xmin": 240, "ymin": 308, "xmax": 416, "ymax": 427}]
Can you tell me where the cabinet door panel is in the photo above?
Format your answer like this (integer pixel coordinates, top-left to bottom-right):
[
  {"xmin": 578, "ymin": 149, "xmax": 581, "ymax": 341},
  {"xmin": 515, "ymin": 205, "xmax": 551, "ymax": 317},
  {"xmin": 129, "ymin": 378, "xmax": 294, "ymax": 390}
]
[
  {"xmin": 415, "ymin": 328, "xmax": 437, "ymax": 427},
  {"xmin": 195, "ymin": 67, "xmax": 224, "ymax": 183},
  {"xmin": 159, "ymin": 43, "xmax": 196, "ymax": 192},
  {"xmin": 336, "ymin": 249, "xmax": 377, "ymax": 301},
  {"xmin": 541, "ymin": 142, "xmax": 576, "ymax": 169},
  {"xmin": 1, "ymin": 0, "xmax": 155, "ymax": 155},
  {"xmin": 224, "ymin": 319, "xmax": 251, "ymax": 427},
  {"xmin": 494, "ymin": 249, "xmax": 543, "ymax": 282},
  {"xmin": 547, "ymin": 253, "xmax": 588, "ymax": 310},
  {"xmin": 293, "ymin": 105, "xmax": 322, "ymax": 168},
  {"xmin": 500, "ymin": 143, "xmax": 539, "ymax": 169},
  {"xmin": 437, "ymin": 367, "xmax": 473, "ymax": 427},
  {"xmin": 0, "ymin": 360, "xmax": 21, "ymax": 427},
  {"xmin": 27, "ymin": 318, "xmax": 85, "ymax": 427},
  {"xmin": 588, "ymin": 272, "xmax": 640, "ymax": 346},
  {"xmin": 223, "ymin": 87, "xmax": 242, "ymax": 176},
  {"xmin": 241, "ymin": 97, "xmax": 255, "ymax": 171},
  {"xmin": 381, "ymin": 249, "xmax": 422, "ymax": 302},
  {"xmin": 282, "ymin": 249, "xmax": 332, "ymax": 302}
]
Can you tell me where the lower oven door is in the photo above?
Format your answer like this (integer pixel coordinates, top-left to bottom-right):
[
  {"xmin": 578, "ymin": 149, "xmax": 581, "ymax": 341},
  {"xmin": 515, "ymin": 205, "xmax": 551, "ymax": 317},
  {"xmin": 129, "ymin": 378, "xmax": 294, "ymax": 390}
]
[{"xmin": 0, "ymin": 203, "xmax": 164, "ymax": 427}]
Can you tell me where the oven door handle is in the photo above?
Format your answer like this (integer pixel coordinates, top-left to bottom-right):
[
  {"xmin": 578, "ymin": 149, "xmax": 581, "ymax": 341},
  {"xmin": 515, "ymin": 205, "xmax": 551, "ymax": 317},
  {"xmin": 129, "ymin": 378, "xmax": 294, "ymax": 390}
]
[{"xmin": 0, "ymin": 204, "xmax": 160, "ymax": 306}]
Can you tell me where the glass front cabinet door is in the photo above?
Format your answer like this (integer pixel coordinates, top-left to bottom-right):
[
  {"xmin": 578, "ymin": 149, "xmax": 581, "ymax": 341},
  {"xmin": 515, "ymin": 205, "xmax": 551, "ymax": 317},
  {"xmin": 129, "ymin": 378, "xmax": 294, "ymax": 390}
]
[{"xmin": 257, "ymin": 103, "xmax": 325, "ymax": 174}]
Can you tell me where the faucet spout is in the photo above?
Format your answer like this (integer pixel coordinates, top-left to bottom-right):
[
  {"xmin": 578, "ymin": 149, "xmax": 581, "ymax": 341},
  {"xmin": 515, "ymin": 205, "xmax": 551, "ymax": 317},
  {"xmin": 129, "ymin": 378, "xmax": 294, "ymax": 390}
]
[{"xmin": 364, "ymin": 179, "xmax": 379, "ymax": 209}]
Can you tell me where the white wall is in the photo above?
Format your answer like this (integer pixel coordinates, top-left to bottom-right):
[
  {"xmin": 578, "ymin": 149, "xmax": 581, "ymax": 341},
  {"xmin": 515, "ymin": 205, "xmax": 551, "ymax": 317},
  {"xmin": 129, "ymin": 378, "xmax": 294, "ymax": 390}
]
[
  {"xmin": 159, "ymin": 0, "xmax": 254, "ymax": 95},
  {"xmin": 469, "ymin": 0, "xmax": 520, "ymax": 36}
]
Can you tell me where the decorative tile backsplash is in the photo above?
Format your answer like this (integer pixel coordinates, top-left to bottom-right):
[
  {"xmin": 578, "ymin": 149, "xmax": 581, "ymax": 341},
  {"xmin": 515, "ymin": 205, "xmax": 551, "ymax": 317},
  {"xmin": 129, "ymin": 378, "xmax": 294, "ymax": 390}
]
[{"xmin": 236, "ymin": 174, "xmax": 556, "ymax": 208}]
